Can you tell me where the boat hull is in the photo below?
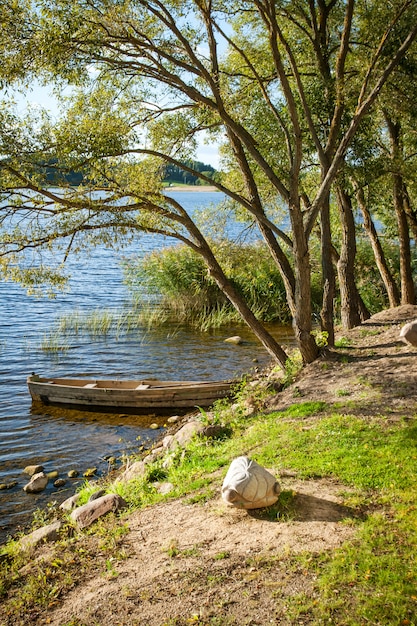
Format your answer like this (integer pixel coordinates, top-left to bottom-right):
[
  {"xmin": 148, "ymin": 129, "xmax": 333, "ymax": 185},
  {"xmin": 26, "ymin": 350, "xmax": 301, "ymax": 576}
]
[{"xmin": 27, "ymin": 375, "xmax": 233, "ymax": 411}]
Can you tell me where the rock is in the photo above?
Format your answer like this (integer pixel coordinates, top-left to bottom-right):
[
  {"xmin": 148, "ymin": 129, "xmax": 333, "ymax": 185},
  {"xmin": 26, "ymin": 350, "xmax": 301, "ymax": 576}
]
[
  {"xmin": 155, "ymin": 481, "xmax": 174, "ymax": 495},
  {"xmin": 167, "ymin": 415, "xmax": 182, "ymax": 424},
  {"xmin": 70, "ymin": 494, "xmax": 127, "ymax": 529},
  {"xmin": 149, "ymin": 423, "xmax": 159, "ymax": 430},
  {"xmin": 88, "ymin": 489, "xmax": 106, "ymax": 502},
  {"xmin": 19, "ymin": 521, "xmax": 63, "ymax": 550},
  {"xmin": 222, "ymin": 456, "xmax": 280, "ymax": 510},
  {"xmin": 0, "ymin": 481, "xmax": 18, "ymax": 490},
  {"xmin": 23, "ymin": 472, "xmax": 49, "ymax": 494},
  {"xmin": 23, "ymin": 464, "xmax": 44, "ymax": 476},
  {"xmin": 200, "ymin": 424, "xmax": 232, "ymax": 440},
  {"xmin": 60, "ymin": 493, "xmax": 81, "ymax": 511},
  {"xmin": 162, "ymin": 434, "xmax": 175, "ymax": 448},
  {"xmin": 116, "ymin": 460, "xmax": 146, "ymax": 483},
  {"xmin": 224, "ymin": 335, "xmax": 243, "ymax": 345},
  {"xmin": 54, "ymin": 478, "xmax": 66, "ymax": 488},
  {"xmin": 68, "ymin": 469, "xmax": 79, "ymax": 478},
  {"xmin": 83, "ymin": 467, "xmax": 97, "ymax": 477},
  {"xmin": 169, "ymin": 420, "xmax": 204, "ymax": 449},
  {"xmin": 143, "ymin": 446, "xmax": 164, "ymax": 465},
  {"xmin": 399, "ymin": 320, "xmax": 417, "ymax": 346},
  {"xmin": 47, "ymin": 470, "xmax": 59, "ymax": 480}
]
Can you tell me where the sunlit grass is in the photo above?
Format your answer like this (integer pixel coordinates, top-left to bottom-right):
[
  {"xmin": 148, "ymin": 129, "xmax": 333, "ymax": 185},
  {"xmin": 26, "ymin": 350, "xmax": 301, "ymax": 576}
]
[{"xmin": 1, "ymin": 380, "xmax": 417, "ymax": 625}]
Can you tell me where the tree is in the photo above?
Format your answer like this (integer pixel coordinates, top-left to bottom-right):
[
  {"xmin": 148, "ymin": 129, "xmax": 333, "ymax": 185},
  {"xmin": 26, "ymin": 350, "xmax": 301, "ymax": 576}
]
[{"xmin": 1, "ymin": 0, "xmax": 417, "ymax": 368}]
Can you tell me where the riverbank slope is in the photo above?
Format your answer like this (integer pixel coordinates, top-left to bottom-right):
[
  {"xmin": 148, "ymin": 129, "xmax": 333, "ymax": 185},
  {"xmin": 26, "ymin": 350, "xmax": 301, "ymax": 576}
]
[{"xmin": 1, "ymin": 305, "xmax": 417, "ymax": 625}]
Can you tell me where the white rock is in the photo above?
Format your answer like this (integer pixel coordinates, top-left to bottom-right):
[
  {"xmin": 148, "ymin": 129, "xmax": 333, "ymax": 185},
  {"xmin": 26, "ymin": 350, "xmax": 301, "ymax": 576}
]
[
  {"xmin": 167, "ymin": 415, "xmax": 182, "ymax": 424},
  {"xmin": 115, "ymin": 460, "xmax": 146, "ymax": 483},
  {"xmin": 23, "ymin": 471, "xmax": 49, "ymax": 494},
  {"xmin": 155, "ymin": 481, "xmax": 174, "ymax": 495},
  {"xmin": 399, "ymin": 320, "xmax": 417, "ymax": 347},
  {"xmin": 224, "ymin": 335, "xmax": 243, "ymax": 345},
  {"xmin": 222, "ymin": 456, "xmax": 280, "ymax": 509}
]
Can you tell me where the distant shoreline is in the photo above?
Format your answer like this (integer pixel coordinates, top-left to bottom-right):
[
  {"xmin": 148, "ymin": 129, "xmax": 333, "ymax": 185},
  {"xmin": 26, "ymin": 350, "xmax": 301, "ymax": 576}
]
[{"xmin": 165, "ymin": 185, "xmax": 219, "ymax": 192}]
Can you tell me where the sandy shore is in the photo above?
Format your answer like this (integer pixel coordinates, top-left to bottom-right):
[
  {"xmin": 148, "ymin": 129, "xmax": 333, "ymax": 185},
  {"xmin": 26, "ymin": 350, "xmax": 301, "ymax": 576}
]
[{"xmin": 165, "ymin": 185, "xmax": 219, "ymax": 192}]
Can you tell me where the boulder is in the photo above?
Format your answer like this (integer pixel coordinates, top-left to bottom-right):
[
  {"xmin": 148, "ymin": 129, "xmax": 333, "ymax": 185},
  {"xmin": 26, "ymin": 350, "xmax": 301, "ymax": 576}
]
[
  {"xmin": 167, "ymin": 415, "xmax": 182, "ymax": 424},
  {"xmin": 23, "ymin": 472, "xmax": 49, "ymax": 494},
  {"xmin": 70, "ymin": 493, "xmax": 127, "ymax": 529},
  {"xmin": 23, "ymin": 464, "xmax": 44, "ymax": 476},
  {"xmin": 143, "ymin": 446, "xmax": 164, "ymax": 465},
  {"xmin": 221, "ymin": 456, "xmax": 280, "ymax": 510},
  {"xmin": 155, "ymin": 481, "xmax": 174, "ymax": 495},
  {"xmin": 88, "ymin": 489, "xmax": 107, "ymax": 502},
  {"xmin": 0, "ymin": 481, "xmax": 18, "ymax": 490},
  {"xmin": 116, "ymin": 460, "xmax": 146, "ymax": 483},
  {"xmin": 168, "ymin": 420, "xmax": 204, "ymax": 449},
  {"xmin": 60, "ymin": 493, "xmax": 81, "ymax": 511},
  {"xmin": 224, "ymin": 335, "xmax": 243, "ymax": 345},
  {"xmin": 19, "ymin": 521, "xmax": 63, "ymax": 550},
  {"xmin": 400, "ymin": 320, "xmax": 417, "ymax": 347},
  {"xmin": 83, "ymin": 467, "xmax": 97, "ymax": 477}
]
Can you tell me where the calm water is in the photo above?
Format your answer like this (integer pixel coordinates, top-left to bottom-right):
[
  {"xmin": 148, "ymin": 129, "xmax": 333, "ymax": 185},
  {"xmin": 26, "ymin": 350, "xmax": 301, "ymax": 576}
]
[{"xmin": 0, "ymin": 191, "xmax": 293, "ymax": 544}]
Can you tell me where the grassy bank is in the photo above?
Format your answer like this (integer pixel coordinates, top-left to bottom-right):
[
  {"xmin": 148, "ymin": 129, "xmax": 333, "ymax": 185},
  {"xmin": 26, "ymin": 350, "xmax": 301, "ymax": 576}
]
[{"xmin": 1, "ymin": 311, "xmax": 417, "ymax": 625}]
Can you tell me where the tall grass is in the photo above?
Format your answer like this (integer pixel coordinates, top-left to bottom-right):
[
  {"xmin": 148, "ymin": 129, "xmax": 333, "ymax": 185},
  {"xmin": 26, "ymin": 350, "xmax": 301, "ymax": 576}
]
[{"xmin": 123, "ymin": 240, "xmax": 294, "ymax": 330}]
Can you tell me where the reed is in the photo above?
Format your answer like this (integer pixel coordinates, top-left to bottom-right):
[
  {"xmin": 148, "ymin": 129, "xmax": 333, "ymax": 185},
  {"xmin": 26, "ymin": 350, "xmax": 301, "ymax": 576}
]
[
  {"xmin": 57, "ymin": 309, "xmax": 115, "ymax": 337},
  {"xmin": 123, "ymin": 241, "xmax": 294, "ymax": 330},
  {"xmin": 39, "ymin": 332, "xmax": 70, "ymax": 353}
]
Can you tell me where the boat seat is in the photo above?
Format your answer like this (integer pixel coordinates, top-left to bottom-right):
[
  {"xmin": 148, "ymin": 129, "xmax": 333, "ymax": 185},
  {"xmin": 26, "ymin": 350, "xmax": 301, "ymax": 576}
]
[
  {"xmin": 84, "ymin": 383, "xmax": 97, "ymax": 388},
  {"xmin": 136, "ymin": 384, "xmax": 150, "ymax": 390}
]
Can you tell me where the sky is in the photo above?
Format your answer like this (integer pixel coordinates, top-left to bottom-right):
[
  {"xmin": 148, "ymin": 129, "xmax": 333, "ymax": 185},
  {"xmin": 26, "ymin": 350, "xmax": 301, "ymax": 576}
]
[{"xmin": 11, "ymin": 82, "xmax": 221, "ymax": 169}]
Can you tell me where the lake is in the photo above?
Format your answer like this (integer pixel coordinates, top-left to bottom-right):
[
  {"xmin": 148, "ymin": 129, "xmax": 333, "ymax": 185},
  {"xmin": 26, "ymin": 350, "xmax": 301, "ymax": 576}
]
[{"xmin": 0, "ymin": 190, "xmax": 294, "ymax": 544}]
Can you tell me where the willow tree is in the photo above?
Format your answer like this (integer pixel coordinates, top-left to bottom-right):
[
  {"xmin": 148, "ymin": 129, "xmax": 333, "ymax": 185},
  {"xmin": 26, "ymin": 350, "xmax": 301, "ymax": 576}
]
[{"xmin": 1, "ymin": 0, "xmax": 417, "ymax": 367}]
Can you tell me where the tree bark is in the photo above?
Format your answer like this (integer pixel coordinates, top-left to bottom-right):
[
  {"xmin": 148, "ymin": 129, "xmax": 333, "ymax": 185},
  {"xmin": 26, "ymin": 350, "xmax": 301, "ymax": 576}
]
[
  {"xmin": 198, "ymin": 240, "xmax": 290, "ymax": 369},
  {"xmin": 290, "ymin": 200, "xmax": 320, "ymax": 364},
  {"xmin": 336, "ymin": 185, "xmax": 367, "ymax": 328},
  {"xmin": 385, "ymin": 115, "xmax": 415, "ymax": 304},
  {"xmin": 354, "ymin": 182, "xmax": 400, "ymax": 308},
  {"xmin": 319, "ymin": 192, "xmax": 336, "ymax": 346}
]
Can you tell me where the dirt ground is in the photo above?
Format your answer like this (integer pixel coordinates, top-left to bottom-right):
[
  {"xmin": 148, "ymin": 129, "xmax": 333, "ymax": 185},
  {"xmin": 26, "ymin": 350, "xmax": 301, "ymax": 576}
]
[{"xmin": 14, "ymin": 306, "xmax": 417, "ymax": 625}]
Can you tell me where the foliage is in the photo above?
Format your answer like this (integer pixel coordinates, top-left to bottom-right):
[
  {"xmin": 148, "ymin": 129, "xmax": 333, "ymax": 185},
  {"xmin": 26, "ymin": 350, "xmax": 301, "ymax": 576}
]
[{"xmin": 1, "ymin": 0, "xmax": 417, "ymax": 368}]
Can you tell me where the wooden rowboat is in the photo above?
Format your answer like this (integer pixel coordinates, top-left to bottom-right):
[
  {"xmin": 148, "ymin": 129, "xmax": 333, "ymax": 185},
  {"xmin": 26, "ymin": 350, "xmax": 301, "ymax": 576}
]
[{"xmin": 27, "ymin": 374, "xmax": 234, "ymax": 411}]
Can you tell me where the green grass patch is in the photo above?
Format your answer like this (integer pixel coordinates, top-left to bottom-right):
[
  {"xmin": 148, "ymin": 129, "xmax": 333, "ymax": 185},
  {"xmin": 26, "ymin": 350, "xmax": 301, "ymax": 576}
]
[{"xmin": 2, "ymin": 389, "xmax": 417, "ymax": 625}]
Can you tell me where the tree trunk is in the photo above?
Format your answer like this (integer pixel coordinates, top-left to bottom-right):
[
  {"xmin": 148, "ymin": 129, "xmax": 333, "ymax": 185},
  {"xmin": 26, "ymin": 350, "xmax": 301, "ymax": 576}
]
[
  {"xmin": 385, "ymin": 114, "xmax": 415, "ymax": 305},
  {"xmin": 403, "ymin": 183, "xmax": 417, "ymax": 243},
  {"xmin": 290, "ymin": 201, "xmax": 319, "ymax": 364},
  {"xmin": 319, "ymin": 192, "xmax": 336, "ymax": 345},
  {"xmin": 394, "ymin": 174, "xmax": 415, "ymax": 304},
  {"xmin": 336, "ymin": 186, "xmax": 366, "ymax": 328},
  {"xmin": 354, "ymin": 182, "xmax": 400, "ymax": 308},
  {"xmin": 199, "ymin": 242, "xmax": 289, "ymax": 369}
]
